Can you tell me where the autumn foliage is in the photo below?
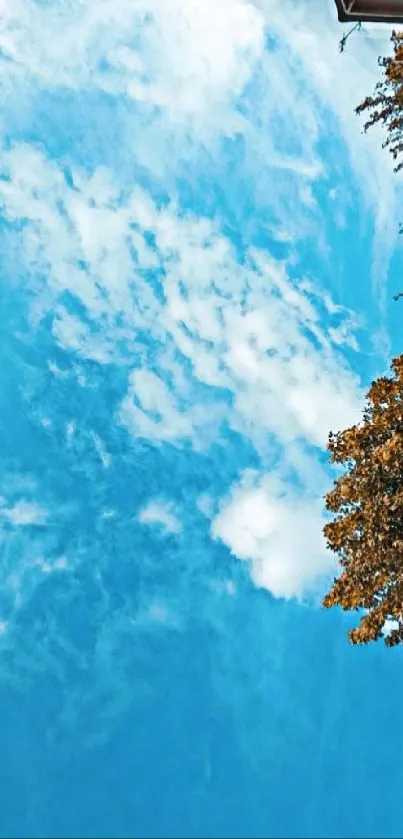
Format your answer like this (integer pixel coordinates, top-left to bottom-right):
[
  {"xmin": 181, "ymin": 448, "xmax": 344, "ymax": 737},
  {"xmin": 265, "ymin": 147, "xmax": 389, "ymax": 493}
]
[
  {"xmin": 323, "ymin": 355, "xmax": 403, "ymax": 647},
  {"xmin": 356, "ymin": 30, "xmax": 403, "ymax": 172}
]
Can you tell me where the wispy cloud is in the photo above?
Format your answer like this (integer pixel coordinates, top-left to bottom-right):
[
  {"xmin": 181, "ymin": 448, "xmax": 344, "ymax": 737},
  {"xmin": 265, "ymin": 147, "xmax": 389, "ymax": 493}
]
[
  {"xmin": 0, "ymin": 499, "xmax": 48, "ymax": 526},
  {"xmin": 139, "ymin": 499, "xmax": 182, "ymax": 535},
  {"xmin": 254, "ymin": 0, "xmax": 402, "ymax": 354},
  {"xmin": 3, "ymin": 1, "xmax": 403, "ymax": 758},
  {"xmin": 120, "ymin": 370, "xmax": 195, "ymax": 446},
  {"xmin": 0, "ymin": 0, "xmax": 264, "ymax": 130},
  {"xmin": 1, "ymin": 0, "xmax": 400, "ymax": 339},
  {"xmin": 0, "ymin": 146, "xmax": 364, "ymax": 452},
  {"xmin": 0, "ymin": 140, "xmax": 367, "ymax": 600},
  {"xmin": 0, "ymin": 0, "xmax": 399, "ymax": 617}
]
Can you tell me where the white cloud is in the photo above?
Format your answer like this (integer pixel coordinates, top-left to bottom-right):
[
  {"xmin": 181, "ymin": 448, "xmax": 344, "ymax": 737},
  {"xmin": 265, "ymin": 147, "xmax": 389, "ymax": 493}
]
[
  {"xmin": 211, "ymin": 470, "xmax": 332, "ymax": 599},
  {"xmin": 0, "ymin": 144, "xmax": 364, "ymax": 469},
  {"xmin": 0, "ymin": 0, "xmax": 391, "ymax": 605},
  {"xmin": 90, "ymin": 433, "xmax": 111, "ymax": 469},
  {"xmin": 1, "ymin": 0, "xmax": 399, "ymax": 337},
  {"xmin": 120, "ymin": 369, "xmax": 194, "ymax": 445},
  {"xmin": 155, "ymin": 210, "xmax": 364, "ymax": 453},
  {"xmin": 1, "ymin": 0, "xmax": 398, "ymax": 283},
  {"xmin": 33, "ymin": 556, "xmax": 69, "ymax": 575},
  {"xmin": 0, "ymin": 499, "xmax": 48, "ymax": 526},
  {"xmin": 253, "ymin": 0, "xmax": 402, "ymax": 354},
  {"xmin": 0, "ymin": 0, "xmax": 264, "ymax": 131},
  {"xmin": 0, "ymin": 144, "xmax": 365, "ymax": 601},
  {"xmin": 138, "ymin": 499, "xmax": 182, "ymax": 535},
  {"xmin": 111, "ymin": 0, "xmax": 264, "ymax": 121}
]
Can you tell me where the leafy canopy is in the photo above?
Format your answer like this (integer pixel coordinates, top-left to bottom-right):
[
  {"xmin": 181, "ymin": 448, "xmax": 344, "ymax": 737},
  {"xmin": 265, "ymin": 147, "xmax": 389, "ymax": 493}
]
[
  {"xmin": 356, "ymin": 30, "xmax": 403, "ymax": 173},
  {"xmin": 323, "ymin": 355, "xmax": 403, "ymax": 646}
]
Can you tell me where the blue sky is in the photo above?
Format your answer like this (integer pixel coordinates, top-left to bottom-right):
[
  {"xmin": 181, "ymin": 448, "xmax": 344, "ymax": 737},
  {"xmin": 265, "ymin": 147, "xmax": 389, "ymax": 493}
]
[{"xmin": 1, "ymin": 1, "xmax": 403, "ymax": 837}]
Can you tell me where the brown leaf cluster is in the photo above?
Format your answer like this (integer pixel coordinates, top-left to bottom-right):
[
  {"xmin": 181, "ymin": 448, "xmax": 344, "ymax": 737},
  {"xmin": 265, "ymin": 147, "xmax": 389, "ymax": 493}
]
[
  {"xmin": 356, "ymin": 31, "xmax": 403, "ymax": 172},
  {"xmin": 323, "ymin": 355, "xmax": 403, "ymax": 646}
]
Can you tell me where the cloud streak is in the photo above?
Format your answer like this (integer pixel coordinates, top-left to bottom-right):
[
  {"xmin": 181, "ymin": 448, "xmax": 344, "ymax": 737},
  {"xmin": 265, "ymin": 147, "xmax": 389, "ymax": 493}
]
[
  {"xmin": 0, "ymin": 142, "xmax": 365, "ymax": 598},
  {"xmin": 0, "ymin": 0, "xmax": 399, "ymax": 610},
  {"xmin": 139, "ymin": 499, "xmax": 182, "ymax": 535}
]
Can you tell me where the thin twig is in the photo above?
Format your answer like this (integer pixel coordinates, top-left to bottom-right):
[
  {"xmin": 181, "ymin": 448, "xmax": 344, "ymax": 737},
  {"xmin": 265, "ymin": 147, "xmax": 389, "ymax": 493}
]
[{"xmin": 339, "ymin": 21, "xmax": 362, "ymax": 54}]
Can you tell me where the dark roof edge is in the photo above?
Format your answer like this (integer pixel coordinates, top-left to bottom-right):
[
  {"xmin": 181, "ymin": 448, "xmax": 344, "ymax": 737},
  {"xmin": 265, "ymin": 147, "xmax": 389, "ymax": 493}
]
[{"xmin": 335, "ymin": 0, "xmax": 403, "ymax": 23}]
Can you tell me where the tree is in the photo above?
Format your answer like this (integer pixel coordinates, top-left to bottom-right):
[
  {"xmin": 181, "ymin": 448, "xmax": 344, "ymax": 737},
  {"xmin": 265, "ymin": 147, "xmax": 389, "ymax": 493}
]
[
  {"xmin": 323, "ymin": 354, "xmax": 403, "ymax": 646},
  {"xmin": 356, "ymin": 30, "xmax": 403, "ymax": 173}
]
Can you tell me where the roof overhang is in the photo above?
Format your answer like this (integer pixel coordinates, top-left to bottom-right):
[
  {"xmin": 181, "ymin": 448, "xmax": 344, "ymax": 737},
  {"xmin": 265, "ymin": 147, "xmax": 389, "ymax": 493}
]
[{"xmin": 335, "ymin": 0, "xmax": 403, "ymax": 22}]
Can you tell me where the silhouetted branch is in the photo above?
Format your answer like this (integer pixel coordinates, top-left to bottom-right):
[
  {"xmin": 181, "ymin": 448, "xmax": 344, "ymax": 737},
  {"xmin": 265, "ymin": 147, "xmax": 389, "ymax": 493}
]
[{"xmin": 339, "ymin": 21, "xmax": 362, "ymax": 54}]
